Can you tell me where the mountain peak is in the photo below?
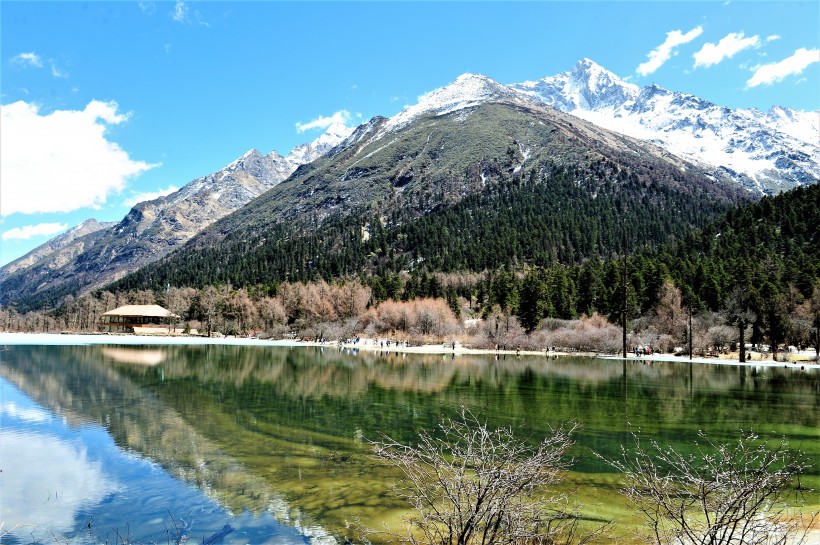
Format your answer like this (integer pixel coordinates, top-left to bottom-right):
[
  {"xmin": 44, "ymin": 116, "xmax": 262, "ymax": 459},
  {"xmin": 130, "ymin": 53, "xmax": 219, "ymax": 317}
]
[
  {"xmin": 287, "ymin": 121, "xmax": 353, "ymax": 165},
  {"xmin": 419, "ymin": 72, "xmax": 509, "ymax": 108},
  {"xmin": 512, "ymin": 59, "xmax": 639, "ymax": 112},
  {"xmin": 225, "ymin": 149, "xmax": 263, "ymax": 172},
  {"xmin": 453, "ymin": 72, "xmax": 495, "ymax": 84},
  {"xmin": 573, "ymin": 57, "xmax": 605, "ymax": 74},
  {"xmin": 0, "ymin": 217, "xmax": 116, "ymax": 277},
  {"xmin": 316, "ymin": 120, "xmax": 354, "ymax": 146},
  {"xmin": 383, "ymin": 73, "xmax": 531, "ymax": 135},
  {"xmin": 571, "ymin": 58, "xmax": 632, "ymax": 89}
]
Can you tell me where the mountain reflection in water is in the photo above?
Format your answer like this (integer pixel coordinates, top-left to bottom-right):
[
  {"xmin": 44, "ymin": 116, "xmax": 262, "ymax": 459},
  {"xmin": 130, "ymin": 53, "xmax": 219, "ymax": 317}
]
[{"xmin": 0, "ymin": 344, "xmax": 817, "ymax": 544}]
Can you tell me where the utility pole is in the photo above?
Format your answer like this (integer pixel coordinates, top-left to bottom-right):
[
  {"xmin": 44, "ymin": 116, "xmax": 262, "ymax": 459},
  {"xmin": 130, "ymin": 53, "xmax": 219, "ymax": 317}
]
[
  {"xmin": 622, "ymin": 258, "xmax": 628, "ymax": 359},
  {"xmin": 621, "ymin": 212, "xmax": 628, "ymax": 359},
  {"xmin": 689, "ymin": 303, "xmax": 693, "ymax": 361}
]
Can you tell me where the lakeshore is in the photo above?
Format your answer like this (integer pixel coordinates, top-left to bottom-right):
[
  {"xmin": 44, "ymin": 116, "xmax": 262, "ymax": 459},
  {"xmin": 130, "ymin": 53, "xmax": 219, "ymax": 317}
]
[{"xmin": 2, "ymin": 332, "xmax": 818, "ymax": 370}]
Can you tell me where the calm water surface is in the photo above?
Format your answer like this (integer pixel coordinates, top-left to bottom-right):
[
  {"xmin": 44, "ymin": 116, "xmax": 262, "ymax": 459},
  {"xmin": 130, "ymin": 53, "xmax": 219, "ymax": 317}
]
[{"xmin": 1, "ymin": 344, "xmax": 817, "ymax": 544}]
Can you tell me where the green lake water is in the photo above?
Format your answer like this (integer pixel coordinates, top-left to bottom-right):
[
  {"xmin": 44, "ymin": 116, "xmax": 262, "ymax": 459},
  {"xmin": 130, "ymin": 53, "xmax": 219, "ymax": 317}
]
[{"xmin": 1, "ymin": 343, "xmax": 818, "ymax": 544}]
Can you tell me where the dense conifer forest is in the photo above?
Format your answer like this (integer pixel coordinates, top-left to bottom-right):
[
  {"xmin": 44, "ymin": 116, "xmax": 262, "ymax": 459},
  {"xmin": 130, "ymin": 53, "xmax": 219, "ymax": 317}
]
[{"xmin": 109, "ymin": 164, "xmax": 745, "ymax": 293}]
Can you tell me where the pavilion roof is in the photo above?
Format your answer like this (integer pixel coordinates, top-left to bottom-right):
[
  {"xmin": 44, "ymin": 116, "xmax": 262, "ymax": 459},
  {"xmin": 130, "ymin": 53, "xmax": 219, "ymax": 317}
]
[{"xmin": 102, "ymin": 304, "xmax": 178, "ymax": 318}]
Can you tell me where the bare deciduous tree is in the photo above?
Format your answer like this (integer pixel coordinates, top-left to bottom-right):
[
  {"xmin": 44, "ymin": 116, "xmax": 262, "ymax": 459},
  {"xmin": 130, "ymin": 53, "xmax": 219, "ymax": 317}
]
[
  {"xmin": 655, "ymin": 279, "xmax": 686, "ymax": 341},
  {"xmin": 304, "ymin": 280, "xmax": 338, "ymax": 323},
  {"xmin": 708, "ymin": 325, "xmax": 736, "ymax": 354},
  {"xmin": 601, "ymin": 430, "xmax": 815, "ymax": 545},
  {"xmin": 256, "ymin": 296, "xmax": 287, "ymax": 333},
  {"xmin": 795, "ymin": 282, "xmax": 820, "ymax": 361},
  {"xmin": 372, "ymin": 409, "xmax": 606, "ymax": 545},
  {"xmin": 338, "ymin": 281, "xmax": 372, "ymax": 319}
]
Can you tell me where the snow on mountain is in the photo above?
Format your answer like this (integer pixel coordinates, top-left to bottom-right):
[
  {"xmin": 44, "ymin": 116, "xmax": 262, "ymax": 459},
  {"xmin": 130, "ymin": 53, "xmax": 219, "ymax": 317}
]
[
  {"xmin": 373, "ymin": 60, "xmax": 815, "ymax": 193},
  {"xmin": 382, "ymin": 73, "xmax": 540, "ymax": 135},
  {"xmin": 119, "ymin": 121, "xmax": 354, "ymax": 236},
  {"xmin": 511, "ymin": 59, "xmax": 819, "ymax": 194},
  {"xmin": 762, "ymin": 106, "xmax": 819, "ymax": 145},
  {"xmin": 514, "ymin": 58, "xmax": 641, "ymax": 112},
  {"xmin": 287, "ymin": 121, "xmax": 354, "ymax": 165}
]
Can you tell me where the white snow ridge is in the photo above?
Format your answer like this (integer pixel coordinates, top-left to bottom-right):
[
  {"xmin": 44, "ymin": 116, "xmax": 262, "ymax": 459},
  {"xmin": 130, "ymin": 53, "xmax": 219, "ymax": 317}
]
[{"xmin": 510, "ymin": 59, "xmax": 819, "ymax": 194}]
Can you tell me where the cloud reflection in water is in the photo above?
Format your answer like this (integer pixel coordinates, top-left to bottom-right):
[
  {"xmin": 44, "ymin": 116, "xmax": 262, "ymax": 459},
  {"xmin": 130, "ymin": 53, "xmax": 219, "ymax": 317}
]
[{"xmin": 0, "ymin": 428, "xmax": 120, "ymax": 535}]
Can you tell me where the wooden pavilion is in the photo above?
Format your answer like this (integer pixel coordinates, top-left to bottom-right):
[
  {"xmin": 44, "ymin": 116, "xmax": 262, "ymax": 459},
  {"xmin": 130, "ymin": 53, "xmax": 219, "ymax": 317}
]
[{"xmin": 99, "ymin": 304, "xmax": 179, "ymax": 334}]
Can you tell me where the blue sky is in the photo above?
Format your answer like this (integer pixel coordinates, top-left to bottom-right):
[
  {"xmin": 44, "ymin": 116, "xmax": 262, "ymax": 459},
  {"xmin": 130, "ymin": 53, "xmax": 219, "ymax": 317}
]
[{"xmin": 1, "ymin": 1, "xmax": 818, "ymax": 266}]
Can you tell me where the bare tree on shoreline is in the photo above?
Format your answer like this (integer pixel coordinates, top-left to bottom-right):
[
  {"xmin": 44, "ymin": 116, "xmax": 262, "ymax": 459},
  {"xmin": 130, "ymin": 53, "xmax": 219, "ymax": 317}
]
[
  {"xmin": 600, "ymin": 429, "xmax": 816, "ymax": 545},
  {"xmin": 371, "ymin": 409, "xmax": 608, "ymax": 545}
]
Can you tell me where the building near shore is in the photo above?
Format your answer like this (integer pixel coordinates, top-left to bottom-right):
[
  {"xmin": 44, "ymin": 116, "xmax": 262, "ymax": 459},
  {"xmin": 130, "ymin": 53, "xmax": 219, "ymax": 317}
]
[{"xmin": 99, "ymin": 305, "xmax": 179, "ymax": 334}]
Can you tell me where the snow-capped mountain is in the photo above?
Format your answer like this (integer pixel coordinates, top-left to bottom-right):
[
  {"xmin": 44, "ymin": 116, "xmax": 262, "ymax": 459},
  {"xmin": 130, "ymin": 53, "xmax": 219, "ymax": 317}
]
[
  {"xmin": 288, "ymin": 121, "xmax": 354, "ymax": 164},
  {"xmin": 382, "ymin": 73, "xmax": 542, "ymax": 135},
  {"xmin": 4, "ymin": 59, "xmax": 815, "ymax": 310},
  {"xmin": 511, "ymin": 59, "xmax": 819, "ymax": 193},
  {"xmin": 130, "ymin": 75, "xmax": 753, "ymax": 299},
  {"xmin": 514, "ymin": 58, "xmax": 641, "ymax": 112}
]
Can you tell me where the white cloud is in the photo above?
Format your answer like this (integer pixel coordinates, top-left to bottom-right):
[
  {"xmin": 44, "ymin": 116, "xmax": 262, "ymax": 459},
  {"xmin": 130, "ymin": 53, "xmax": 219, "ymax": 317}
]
[
  {"xmin": 172, "ymin": 0, "xmax": 188, "ymax": 22},
  {"xmin": 171, "ymin": 0, "xmax": 207, "ymax": 26},
  {"xmin": 693, "ymin": 32, "xmax": 760, "ymax": 68},
  {"xmin": 0, "ymin": 100, "xmax": 158, "ymax": 216},
  {"xmin": 11, "ymin": 52, "xmax": 68, "ymax": 78},
  {"xmin": 123, "ymin": 185, "xmax": 179, "ymax": 207},
  {"xmin": 138, "ymin": 2, "xmax": 156, "ymax": 15},
  {"xmin": 11, "ymin": 52, "xmax": 43, "ymax": 68},
  {"xmin": 766, "ymin": 35, "xmax": 780, "ymax": 42},
  {"xmin": 295, "ymin": 110, "xmax": 352, "ymax": 133},
  {"xmin": 637, "ymin": 26, "xmax": 704, "ymax": 76},
  {"xmin": 49, "ymin": 60, "xmax": 68, "ymax": 78},
  {"xmin": 747, "ymin": 47, "xmax": 820, "ymax": 87},
  {"xmin": 2, "ymin": 222, "xmax": 68, "ymax": 241}
]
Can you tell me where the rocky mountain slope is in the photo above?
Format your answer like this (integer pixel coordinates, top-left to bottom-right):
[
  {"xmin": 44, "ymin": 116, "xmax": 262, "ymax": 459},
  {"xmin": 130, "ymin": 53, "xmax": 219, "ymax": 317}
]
[
  {"xmin": 0, "ymin": 124, "xmax": 352, "ymax": 308},
  {"xmin": 511, "ymin": 59, "xmax": 819, "ymax": 194},
  {"xmin": 0, "ymin": 219, "xmax": 116, "ymax": 277},
  {"xmin": 189, "ymin": 73, "xmax": 743, "ymax": 240}
]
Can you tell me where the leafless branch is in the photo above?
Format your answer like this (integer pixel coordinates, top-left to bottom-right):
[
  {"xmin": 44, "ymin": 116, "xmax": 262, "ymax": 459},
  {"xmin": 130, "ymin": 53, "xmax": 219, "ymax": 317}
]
[
  {"xmin": 599, "ymin": 429, "xmax": 816, "ymax": 545},
  {"xmin": 371, "ymin": 407, "xmax": 608, "ymax": 545}
]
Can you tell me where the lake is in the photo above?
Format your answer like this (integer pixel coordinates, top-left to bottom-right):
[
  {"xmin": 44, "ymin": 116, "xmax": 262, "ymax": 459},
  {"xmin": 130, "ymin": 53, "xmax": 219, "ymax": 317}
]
[{"xmin": 1, "ymin": 342, "xmax": 818, "ymax": 544}]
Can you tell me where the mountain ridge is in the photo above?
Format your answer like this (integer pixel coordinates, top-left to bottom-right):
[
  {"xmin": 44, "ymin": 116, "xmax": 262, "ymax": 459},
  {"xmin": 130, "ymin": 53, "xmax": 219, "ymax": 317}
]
[
  {"xmin": 0, "ymin": 219, "xmax": 117, "ymax": 277},
  {"xmin": 511, "ymin": 59, "xmax": 819, "ymax": 193}
]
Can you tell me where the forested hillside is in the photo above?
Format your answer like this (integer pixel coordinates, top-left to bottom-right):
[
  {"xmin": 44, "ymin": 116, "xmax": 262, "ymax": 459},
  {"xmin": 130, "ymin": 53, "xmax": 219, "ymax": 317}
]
[
  {"xmin": 104, "ymin": 180, "xmax": 817, "ymax": 350},
  {"xmin": 109, "ymin": 159, "xmax": 746, "ymax": 293}
]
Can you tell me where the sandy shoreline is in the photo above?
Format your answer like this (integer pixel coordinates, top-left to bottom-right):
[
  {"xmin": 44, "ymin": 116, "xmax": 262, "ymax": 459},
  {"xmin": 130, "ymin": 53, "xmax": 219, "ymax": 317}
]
[{"xmin": 1, "ymin": 332, "xmax": 818, "ymax": 370}]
